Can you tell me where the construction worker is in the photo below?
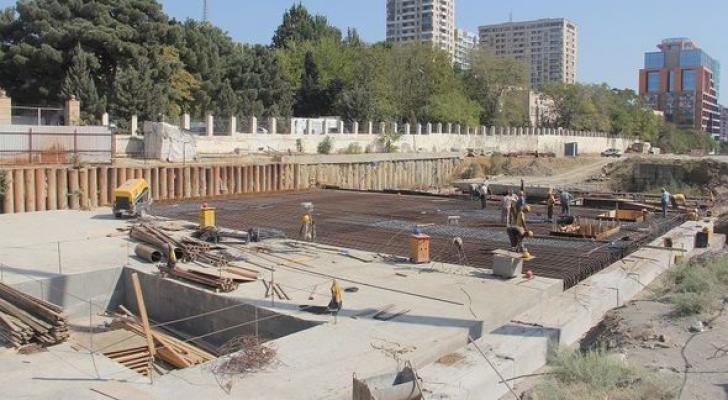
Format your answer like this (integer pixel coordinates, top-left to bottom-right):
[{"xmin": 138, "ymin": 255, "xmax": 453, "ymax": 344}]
[
  {"xmin": 328, "ymin": 279, "xmax": 343, "ymax": 314},
  {"xmin": 501, "ymin": 190, "xmax": 512, "ymax": 225},
  {"xmin": 479, "ymin": 181, "xmax": 489, "ymax": 209},
  {"xmin": 166, "ymin": 243, "xmax": 177, "ymax": 270},
  {"xmin": 560, "ymin": 190, "xmax": 573, "ymax": 216},
  {"xmin": 515, "ymin": 204, "xmax": 530, "ymax": 231},
  {"xmin": 546, "ymin": 190, "xmax": 556, "ymax": 222},
  {"xmin": 469, "ymin": 183, "xmax": 480, "ymax": 201},
  {"xmin": 507, "ymin": 226, "xmax": 534, "ymax": 253},
  {"xmin": 508, "ymin": 191, "xmax": 519, "ymax": 226},
  {"xmin": 452, "ymin": 237, "xmax": 466, "ymax": 264},
  {"xmin": 515, "ymin": 191, "xmax": 527, "ymax": 213},
  {"xmin": 661, "ymin": 188, "xmax": 671, "ymax": 218},
  {"xmin": 300, "ymin": 213, "xmax": 315, "ymax": 241}
]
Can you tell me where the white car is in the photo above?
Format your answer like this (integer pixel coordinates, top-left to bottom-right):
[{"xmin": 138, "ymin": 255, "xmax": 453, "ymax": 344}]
[{"xmin": 601, "ymin": 148, "xmax": 623, "ymax": 158}]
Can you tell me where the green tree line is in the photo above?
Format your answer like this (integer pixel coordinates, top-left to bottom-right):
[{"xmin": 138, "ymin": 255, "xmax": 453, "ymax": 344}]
[{"xmin": 0, "ymin": 1, "xmax": 715, "ymax": 152}]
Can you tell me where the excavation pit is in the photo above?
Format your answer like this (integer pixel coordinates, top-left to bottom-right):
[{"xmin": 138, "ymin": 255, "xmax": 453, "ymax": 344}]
[{"xmin": 8, "ymin": 266, "xmax": 320, "ymax": 362}]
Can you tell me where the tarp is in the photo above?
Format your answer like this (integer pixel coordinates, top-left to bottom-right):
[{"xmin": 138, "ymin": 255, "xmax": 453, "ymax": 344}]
[{"xmin": 143, "ymin": 122, "xmax": 197, "ymax": 162}]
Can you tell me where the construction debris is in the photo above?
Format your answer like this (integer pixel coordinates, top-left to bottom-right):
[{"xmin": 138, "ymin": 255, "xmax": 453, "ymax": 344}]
[
  {"xmin": 212, "ymin": 336, "xmax": 277, "ymax": 375},
  {"xmin": 113, "ymin": 306, "xmax": 215, "ymax": 370},
  {"xmin": 0, "ymin": 282, "xmax": 68, "ymax": 348}
]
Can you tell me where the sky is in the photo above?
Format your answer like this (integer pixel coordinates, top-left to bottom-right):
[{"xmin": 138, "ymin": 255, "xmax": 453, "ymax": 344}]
[{"xmin": 1, "ymin": 0, "xmax": 727, "ymax": 98}]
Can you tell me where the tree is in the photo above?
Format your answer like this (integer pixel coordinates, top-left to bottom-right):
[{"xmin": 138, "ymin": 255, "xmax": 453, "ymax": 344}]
[
  {"xmin": 464, "ymin": 49, "xmax": 530, "ymax": 126},
  {"xmin": 272, "ymin": 4, "xmax": 341, "ymax": 48},
  {"xmin": 61, "ymin": 44, "xmax": 104, "ymax": 123},
  {"xmin": 542, "ymin": 82, "xmax": 660, "ymax": 140},
  {"xmin": 335, "ymin": 84, "xmax": 374, "ymax": 122},
  {"xmin": 110, "ymin": 57, "xmax": 169, "ymax": 124},
  {"xmin": 295, "ymin": 51, "xmax": 331, "ymax": 117},
  {"xmin": 424, "ymin": 91, "xmax": 480, "ymax": 126},
  {"xmin": 0, "ymin": 0, "xmax": 171, "ymax": 105}
]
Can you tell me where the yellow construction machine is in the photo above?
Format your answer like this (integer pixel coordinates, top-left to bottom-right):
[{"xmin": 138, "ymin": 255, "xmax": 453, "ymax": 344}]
[{"xmin": 113, "ymin": 179, "xmax": 152, "ymax": 218}]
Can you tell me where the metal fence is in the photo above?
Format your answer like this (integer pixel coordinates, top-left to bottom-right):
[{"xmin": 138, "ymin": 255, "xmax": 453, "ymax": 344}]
[
  {"xmin": 0, "ymin": 125, "xmax": 112, "ymax": 165},
  {"xmin": 11, "ymin": 106, "xmax": 65, "ymax": 126}
]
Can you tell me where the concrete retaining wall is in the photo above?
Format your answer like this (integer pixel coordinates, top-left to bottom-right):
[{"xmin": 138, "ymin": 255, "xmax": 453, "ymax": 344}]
[
  {"xmin": 124, "ymin": 270, "xmax": 320, "ymax": 349},
  {"xmin": 115, "ymin": 130, "xmax": 634, "ymax": 158},
  {"xmin": 0, "ymin": 156, "xmax": 460, "ymax": 214},
  {"xmin": 11, "ymin": 267, "xmax": 125, "ymax": 318}
]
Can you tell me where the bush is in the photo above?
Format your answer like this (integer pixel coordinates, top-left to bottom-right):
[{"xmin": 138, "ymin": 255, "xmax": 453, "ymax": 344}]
[
  {"xmin": 660, "ymin": 257, "xmax": 728, "ymax": 316},
  {"xmin": 341, "ymin": 143, "xmax": 362, "ymax": 155},
  {"xmin": 460, "ymin": 162, "xmax": 483, "ymax": 179},
  {"xmin": 317, "ymin": 136, "xmax": 333, "ymax": 154},
  {"xmin": 656, "ymin": 123, "xmax": 717, "ymax": 154},
  {"xmin": 486, "ymin": 152, "xmax": 511, "ymax": 175},
  {"xmin": 528, "ymin": 349, "xmax": 674, "ymax": 400}
]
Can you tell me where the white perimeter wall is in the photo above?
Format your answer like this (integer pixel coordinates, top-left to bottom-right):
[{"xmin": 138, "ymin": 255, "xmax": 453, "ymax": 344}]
[{"xmin": 115, "ymin": 129, "xmax": 635, "ymax": 158}]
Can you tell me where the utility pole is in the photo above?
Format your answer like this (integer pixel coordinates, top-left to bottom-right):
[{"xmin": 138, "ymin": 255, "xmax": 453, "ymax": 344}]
[{"xmin": 203, "ymin": 0, "xmax": 209, "ymax": 22}]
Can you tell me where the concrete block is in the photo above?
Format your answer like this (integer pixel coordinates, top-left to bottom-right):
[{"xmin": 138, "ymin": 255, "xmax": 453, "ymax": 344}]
[{"xmin": 492, "ymin": 254, "xmax": 523, "ymax": 278}]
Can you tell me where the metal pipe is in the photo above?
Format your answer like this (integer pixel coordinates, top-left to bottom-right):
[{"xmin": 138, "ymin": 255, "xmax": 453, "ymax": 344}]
[{"xmin": 134, "ymin": 244, "xmax": 162, "ymax": 263}]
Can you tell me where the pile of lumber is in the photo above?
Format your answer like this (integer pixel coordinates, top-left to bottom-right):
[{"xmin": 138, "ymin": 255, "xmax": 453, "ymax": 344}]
[
  {"xmin": 114, "ymin": 307, "xmax": 215, "ymax": 369},
  {"xmin": 168, "ymin": 265, "xmax": 240, "ymax": 293},
  {"xmin": 551, "ymin": 217, "xmax": 621, "ymax": 240},
  {"xmin": 0, "ymin": 282, "xmax": 68, "ymax": 348},
  {"xmin": 103, "ymin": 346, "xmax": 153, "ymax": 376}
]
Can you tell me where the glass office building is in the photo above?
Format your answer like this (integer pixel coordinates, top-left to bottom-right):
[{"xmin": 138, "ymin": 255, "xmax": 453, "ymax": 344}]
[{"xmin": 639, "ymin": 38, "xmax": 721, "ymax": 134}]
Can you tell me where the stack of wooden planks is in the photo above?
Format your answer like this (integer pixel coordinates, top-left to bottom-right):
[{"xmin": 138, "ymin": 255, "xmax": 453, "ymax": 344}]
[
  {"xmin": 103, "ymin": 346, "xmax": 153, "ymax": 376},
  {"xmin": 0, "ymin": 282, "xmax": 68, "ymax": 348},
  {"xmin": 115, "ymin": 307, "xmax": 215, "ymax": 369}
]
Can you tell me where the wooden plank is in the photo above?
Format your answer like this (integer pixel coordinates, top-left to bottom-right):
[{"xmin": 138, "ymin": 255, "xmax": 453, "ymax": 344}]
[{"xmin": 130, "ymin": 273, "xmax": 156, "ymax": 358}]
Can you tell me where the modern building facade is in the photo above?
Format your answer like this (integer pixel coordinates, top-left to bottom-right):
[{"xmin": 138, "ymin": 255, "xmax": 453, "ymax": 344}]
[
  {"xmin": 454, "ymin": 29, "xmax": 478, "ymax": 69},
  {"xmin": 721, "ymin": 105, "xmax": 728, "ymax": 142},
  {"xmin": 639, "ymin": 38, "xmax": 721, "ymax": 134},
  {"xmin": 386, "ymin": 0, "xmax": 456, "ymax": 60},
  {"xmin": 478, "ymin": 18, "xmax": 578, "ymax": 89}
]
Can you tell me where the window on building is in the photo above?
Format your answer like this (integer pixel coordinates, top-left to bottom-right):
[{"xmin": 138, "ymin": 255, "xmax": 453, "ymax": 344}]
[
  {"xmin": 644, "ymin": 52, "xmax": 664, "ymax": 69},
  {"xmin": 646, "ymin": 72, "xmax": 660, "ymax": 93},
  {"xmin": 682, "ymin": 69, "xmax": 696, "ymax": 91},
  {"xmin": 667, "ymin": 70, "xmax": 675, "ymax": 93},
  {"xmin": 679, "ymin": 50, "xmax": 703, "ymax": 67}
]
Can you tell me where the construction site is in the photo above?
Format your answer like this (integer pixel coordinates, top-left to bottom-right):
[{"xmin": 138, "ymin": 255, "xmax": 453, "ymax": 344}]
[{"xmin": 0, "ymin": 153, "xmax": 726, "ymax": 400}]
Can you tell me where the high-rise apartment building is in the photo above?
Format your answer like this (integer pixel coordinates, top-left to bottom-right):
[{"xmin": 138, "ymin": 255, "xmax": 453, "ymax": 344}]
[
  {"xmin": 455, "ymin": 29, "xmax": 478, "ymax": 69},
  {"xmin": 720, "ymin": 105, "xmax": 728, "ymax": 142},
  {"xmin": 639, "ymin": 38, "xmax": 721, "ymax": 134},
  {"xmin": 454, "ymin": 29, "xmax": 478, "ymax": 69},
  {"xmin": 478, "ymin": 18, "xmax": 578, "ymax": 89},
  {"xmin": 386, "ymin": 0, "xmax": 456, "ymax": 60}
]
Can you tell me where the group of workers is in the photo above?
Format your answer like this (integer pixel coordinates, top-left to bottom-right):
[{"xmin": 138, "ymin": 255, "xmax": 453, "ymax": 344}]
[{"xmin": 488, "ymin": 185, "xmax": 574, "ymax": 255}]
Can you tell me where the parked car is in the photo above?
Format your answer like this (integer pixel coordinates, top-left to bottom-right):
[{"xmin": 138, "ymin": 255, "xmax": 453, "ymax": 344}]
[{"xmin": 601, "ymin": 148, "xmax": 623, "ymax": 158}]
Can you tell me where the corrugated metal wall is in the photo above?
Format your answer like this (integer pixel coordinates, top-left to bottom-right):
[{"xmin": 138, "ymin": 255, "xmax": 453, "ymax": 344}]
[{"xmin": 0, "ymin": 125, "xmax": 112, "ymax": 165}]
